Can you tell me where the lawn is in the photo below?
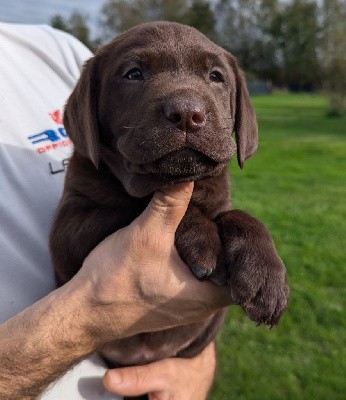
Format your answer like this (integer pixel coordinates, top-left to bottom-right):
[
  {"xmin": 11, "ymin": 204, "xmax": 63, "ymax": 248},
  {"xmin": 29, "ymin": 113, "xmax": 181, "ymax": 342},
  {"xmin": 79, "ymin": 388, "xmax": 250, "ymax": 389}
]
[{"xmin": 211, "ymin": 93, "xmax": 346, "ymax": 400}]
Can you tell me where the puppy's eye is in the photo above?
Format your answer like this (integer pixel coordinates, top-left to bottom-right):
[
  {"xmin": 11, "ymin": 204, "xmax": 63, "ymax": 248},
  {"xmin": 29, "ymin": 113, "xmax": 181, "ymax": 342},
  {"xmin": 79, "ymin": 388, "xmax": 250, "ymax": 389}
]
[
  {"xmin": 209, "ymin": 71, "xmax": 224, "ymax": 83},
  {"xmin": 124, "ymin": 68, "xmax": 144, "ymax": 81}
]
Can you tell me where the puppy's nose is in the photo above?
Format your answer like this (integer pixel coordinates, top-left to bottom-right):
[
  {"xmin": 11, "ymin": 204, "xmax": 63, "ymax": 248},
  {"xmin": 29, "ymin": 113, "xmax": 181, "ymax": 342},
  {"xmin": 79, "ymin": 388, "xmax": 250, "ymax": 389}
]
[{"xmin": 164, "ymin": 99, "xmax": 206, "ymax": 131}]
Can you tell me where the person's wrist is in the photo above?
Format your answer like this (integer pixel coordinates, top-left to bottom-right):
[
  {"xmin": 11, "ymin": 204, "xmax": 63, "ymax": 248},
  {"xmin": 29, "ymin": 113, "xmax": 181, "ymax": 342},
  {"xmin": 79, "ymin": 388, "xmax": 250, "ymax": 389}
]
[
  {"xmin": 49, "ymin": 274, "xmax": 122, "ymax": 358},
  {"xmin": 64, "ymin": 263, "xmax": 143, "ymax": 347},
  {"xmin": 53, "ymin": 276, "xmax": 109, "ymax": 352}
]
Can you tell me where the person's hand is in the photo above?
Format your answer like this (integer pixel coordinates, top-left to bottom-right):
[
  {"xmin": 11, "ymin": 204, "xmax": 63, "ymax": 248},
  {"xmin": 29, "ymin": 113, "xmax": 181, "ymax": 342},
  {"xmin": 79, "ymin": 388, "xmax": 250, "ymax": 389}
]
[
  {"xmin": 72, "ymin": 181, "xmax": 233, "ymax": 345},
  {"xmin": 103, "ymin": 341, "xmax": 217, "ymax": 400},
  {"xmin": 0, "ymin": 182, "xmax": 232, "ymax": 399}
]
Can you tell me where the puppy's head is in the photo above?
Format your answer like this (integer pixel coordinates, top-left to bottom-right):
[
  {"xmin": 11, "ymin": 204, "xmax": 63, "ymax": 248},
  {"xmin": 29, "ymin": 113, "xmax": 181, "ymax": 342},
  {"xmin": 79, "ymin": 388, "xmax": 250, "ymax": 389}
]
[{"xmin": 64, "ymin": 22, "xmax": 258, "ymax": 197}]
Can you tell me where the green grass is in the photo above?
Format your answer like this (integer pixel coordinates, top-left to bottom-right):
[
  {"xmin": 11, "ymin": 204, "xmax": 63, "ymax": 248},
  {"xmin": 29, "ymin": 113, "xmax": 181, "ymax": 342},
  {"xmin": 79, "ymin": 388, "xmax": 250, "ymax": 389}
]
[{"xmin": 210, "ymin": 93, "xmax": 346, "ymax": 400}]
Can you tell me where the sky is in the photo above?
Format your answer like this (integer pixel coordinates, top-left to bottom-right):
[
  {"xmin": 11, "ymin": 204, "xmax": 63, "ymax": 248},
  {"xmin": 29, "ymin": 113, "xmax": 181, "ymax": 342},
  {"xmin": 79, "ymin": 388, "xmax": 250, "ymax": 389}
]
[
  {"xmin": 0, "ymin": 0, "xmax": 105, "ymax": 36},
  {"xmin": 0, "ymin": 0, "xmax": 324, "ymax": 38}
]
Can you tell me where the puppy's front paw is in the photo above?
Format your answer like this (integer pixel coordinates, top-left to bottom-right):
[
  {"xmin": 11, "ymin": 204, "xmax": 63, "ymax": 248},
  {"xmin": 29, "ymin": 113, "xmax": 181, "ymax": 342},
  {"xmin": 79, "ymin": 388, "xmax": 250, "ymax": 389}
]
[
  {"xmin": 228, "ymin": 253, "xmax": 289, "ymax": 326},
  {"xmin": 176, "ymin": 219, "xmax": 221, "ymax": 279},
  {"xmin": 213, "ymin": 210, "xmax": 290, "ymax": 326}
]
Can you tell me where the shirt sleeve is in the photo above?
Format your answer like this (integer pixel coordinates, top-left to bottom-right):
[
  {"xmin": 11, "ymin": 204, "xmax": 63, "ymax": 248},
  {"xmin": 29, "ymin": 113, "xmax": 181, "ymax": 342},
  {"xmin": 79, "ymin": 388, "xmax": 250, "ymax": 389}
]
[{"xmin": 0, "ymin": 23, "xmax": 122, "ymax": 400}]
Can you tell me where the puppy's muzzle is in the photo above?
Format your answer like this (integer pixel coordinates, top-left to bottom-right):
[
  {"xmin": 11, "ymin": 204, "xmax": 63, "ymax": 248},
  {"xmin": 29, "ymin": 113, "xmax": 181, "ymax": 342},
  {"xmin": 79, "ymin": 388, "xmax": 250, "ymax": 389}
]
[{"xmin": 127, "ymin": 148, "xmax": 219, "ymax": 176}]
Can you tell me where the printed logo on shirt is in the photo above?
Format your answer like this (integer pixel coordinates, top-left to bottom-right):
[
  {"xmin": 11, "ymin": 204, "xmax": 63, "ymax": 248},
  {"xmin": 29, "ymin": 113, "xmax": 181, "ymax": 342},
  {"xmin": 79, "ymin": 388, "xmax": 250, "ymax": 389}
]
[
  {"xmin": 49, "ymin": 109, "xmax": 63, "ymax": 125},
  {"xmin": 49, "ymin": 158, "xmax": 70, "ymax": 175},
  {"xmin": 27, "ymin": 109, "xmax": 72, "ymax": 154}
]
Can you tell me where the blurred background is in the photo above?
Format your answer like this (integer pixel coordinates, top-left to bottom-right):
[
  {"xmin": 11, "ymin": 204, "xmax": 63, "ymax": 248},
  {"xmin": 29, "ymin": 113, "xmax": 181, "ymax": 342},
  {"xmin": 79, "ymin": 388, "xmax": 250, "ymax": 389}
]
[{"xmin": 1, "ymin": 1, "xmax": 345, "ymax": 399}]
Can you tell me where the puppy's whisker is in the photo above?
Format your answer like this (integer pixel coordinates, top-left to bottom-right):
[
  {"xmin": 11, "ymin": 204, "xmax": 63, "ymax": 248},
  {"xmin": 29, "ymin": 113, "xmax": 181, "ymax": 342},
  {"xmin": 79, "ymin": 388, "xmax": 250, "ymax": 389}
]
[{"xmin": 121, "ymin": 126, "xmax": 148, "ymax": 130}]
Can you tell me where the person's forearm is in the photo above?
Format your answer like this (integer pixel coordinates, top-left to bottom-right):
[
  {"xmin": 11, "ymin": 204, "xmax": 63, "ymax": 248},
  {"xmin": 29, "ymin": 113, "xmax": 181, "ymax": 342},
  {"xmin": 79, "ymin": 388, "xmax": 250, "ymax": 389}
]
[{"xmin": 0, "ymin": 281, "xmax": 96, "ymax": 400}]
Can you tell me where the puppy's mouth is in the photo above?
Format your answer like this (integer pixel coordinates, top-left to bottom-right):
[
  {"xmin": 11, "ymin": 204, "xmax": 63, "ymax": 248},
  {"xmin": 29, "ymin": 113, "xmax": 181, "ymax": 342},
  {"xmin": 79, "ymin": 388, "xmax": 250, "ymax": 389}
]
[{"xmin": 125, "ymin": 149, "xmax": 224, "ymax": 181}]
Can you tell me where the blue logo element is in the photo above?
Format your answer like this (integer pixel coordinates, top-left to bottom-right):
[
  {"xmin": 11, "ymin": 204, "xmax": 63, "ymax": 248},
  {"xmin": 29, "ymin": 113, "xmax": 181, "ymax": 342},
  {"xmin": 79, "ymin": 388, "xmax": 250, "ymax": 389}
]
[{"xmin": 28, "ymin": 127, "xmax": 68, "ymax": 144}]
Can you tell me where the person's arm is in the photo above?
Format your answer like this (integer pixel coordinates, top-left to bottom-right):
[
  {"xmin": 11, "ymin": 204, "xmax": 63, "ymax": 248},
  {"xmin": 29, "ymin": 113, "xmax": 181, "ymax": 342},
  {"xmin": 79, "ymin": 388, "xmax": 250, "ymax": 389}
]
[
  {"xmin": 0, "ymin": 182, "xmax": 232, "ymax": 400},
  {"xmin": 104, "ymin": 341, "xmax": 217, "ymax": 400},
  {"xmin": 0, "ymin": 280, "xmax": 96, "ymax": 399}
]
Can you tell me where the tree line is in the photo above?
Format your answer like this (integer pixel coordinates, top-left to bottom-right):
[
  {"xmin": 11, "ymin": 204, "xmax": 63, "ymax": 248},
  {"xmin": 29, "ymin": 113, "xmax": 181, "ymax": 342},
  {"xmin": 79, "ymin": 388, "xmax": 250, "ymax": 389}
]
[{"xmin": 51, "ymin": 0, "xmax": 346, "ymax": 115}]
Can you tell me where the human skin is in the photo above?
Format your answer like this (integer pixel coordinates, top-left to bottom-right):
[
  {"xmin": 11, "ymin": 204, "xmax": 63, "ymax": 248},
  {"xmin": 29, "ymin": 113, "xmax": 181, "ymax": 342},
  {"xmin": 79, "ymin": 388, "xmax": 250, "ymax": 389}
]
[
  {"xmin": 104, "ymin": 341, "xmax": 217, "ymax": 400},
  {"xmin": 0, "ymin": 182, "xmax": 232, "ymax": 399}
]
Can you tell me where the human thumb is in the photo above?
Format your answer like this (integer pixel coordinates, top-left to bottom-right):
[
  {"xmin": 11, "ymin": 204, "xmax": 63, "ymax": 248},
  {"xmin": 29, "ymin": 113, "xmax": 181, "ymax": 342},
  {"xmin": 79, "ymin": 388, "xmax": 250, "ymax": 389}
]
[
  {"xmin": 103, "ymin": 363, "xmax": 168, "ymax": 398},
  {"xmin": 137, "ymin": 182, "xmax": 194, "ymax": 236}
]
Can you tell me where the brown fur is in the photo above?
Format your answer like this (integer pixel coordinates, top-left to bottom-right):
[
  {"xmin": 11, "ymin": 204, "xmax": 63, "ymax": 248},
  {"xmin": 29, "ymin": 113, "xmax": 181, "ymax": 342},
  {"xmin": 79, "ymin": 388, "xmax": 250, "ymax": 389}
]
[{"xmin": 50, "ymin": 22, "xmax": 289, "ymax": 368}]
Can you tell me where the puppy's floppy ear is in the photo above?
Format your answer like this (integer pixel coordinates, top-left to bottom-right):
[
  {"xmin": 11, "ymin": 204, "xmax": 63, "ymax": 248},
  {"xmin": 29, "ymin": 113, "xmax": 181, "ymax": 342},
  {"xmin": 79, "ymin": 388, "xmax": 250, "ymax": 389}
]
[
  {"xmin": 227, "ymin": 55, "xmax": 258, "ymax": 168},
  {"xmin": 64, "ymin": 57, "xmax": 100, "ymax": 167}
]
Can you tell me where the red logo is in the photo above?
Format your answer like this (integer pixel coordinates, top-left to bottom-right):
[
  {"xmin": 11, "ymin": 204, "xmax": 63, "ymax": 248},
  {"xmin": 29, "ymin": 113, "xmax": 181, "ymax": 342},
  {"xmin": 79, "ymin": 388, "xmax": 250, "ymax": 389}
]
[{"xmin": 49, "ymin": 109, "xmax": 63, "ymax": 125}]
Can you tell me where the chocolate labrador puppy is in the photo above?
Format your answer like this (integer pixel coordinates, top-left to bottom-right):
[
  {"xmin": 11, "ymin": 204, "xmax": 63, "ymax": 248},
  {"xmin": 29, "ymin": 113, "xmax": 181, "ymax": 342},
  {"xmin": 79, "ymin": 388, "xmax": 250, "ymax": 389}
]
[{"xmin": 50, "ymin": 22, "xmax": 289, "ymax": 369}]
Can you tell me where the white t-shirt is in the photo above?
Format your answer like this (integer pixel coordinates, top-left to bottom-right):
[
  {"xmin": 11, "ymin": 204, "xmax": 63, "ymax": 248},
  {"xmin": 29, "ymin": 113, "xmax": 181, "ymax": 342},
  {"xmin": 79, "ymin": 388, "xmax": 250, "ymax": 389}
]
[{"xmin": 0, "ymin": 22, "xmax": 121, "ymax": 400}]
